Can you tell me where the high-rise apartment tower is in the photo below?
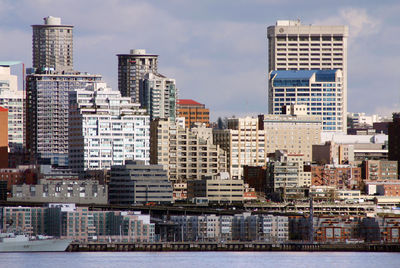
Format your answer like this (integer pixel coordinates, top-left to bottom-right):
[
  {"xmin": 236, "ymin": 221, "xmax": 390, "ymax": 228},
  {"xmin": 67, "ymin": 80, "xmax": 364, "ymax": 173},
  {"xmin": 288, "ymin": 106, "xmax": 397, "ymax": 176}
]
[
  {"xmin": 32, "ymin": 16, "xmax": 73, "ymax": 72},
  {"xmin": 267, "ymin": 20, "xmax": 348, "ymax": 131},
  {"xmin": 117, "ymin": 49, "xmax": 158, "ymax": 103}
]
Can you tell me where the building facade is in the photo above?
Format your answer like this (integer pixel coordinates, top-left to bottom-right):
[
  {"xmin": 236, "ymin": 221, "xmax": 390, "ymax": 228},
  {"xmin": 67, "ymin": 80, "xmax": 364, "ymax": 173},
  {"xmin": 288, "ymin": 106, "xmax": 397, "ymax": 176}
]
[
  {"xmin": 267, "ymin": 20, "xmax": 348, "ymax": 131},
  {"xmin": 266, "ymin": 151, "xmax": 311, "ymax": 201},
  {"xmin": 108, "ymin": 160, "xmax": 173, "ymax": 205},
  {"xmin": 169, "ymin": 213, "xmax": 288, "ymax": 242},
  {"xmin": 365, "ymin": 180, "xmax": 400, "ymax": 197},
  {"xmin": 362, "ymin": 160, "xmax": 398, "ymax": 181},
  {"xmin": 32, "ymin": 16, "xmax": 73, "ymax": 72},
  {"xmin": 26, "ymin": 70, "xmax": 103, "ymax": 167},
  {"xmin": 213, "ymin": 117, "xmax": 267, "ymax": 179},
  {"xmin": 9, "ymin": 178, "xmax": 107, "ymax": 204},
  {"xmin": 269, "ymin": 69, "xmax": 344, "ymax": 131},
  {"xmin": 214, "ymin": 112, "xmax": 320, "ymax": 178},
  {"xmin": 150, "ymin": 118, "xmax": 227, "ymax": 182},
  {"xmin": 311, "ymin": 164, "xmax": 362, "ymax": 190},
  {"xmin": 187, "ymin": 172, "xmax": 244, "ymax": 203},
  {"xmin": 1, "ymin": 205, "xmax": 155, "ymax": 243},
  {"xmin": 389, "ymin": 113, "xmax": 400, "ymax": 176},
  {"xmin": 0, "ymin": 106, "xmax": 7, "ymax": 168},
  {"xmin": 0, "ymin": 63, "xmax": 24, "ymax": 153},
  {"xmin": 117, "ymin": 49, "xmax": 158, "ymax": 103},
  {"xmin": 140, "ymin": 72, "xmax": 177, "ymax": 121},
  {"xmin": 68, "ymin": 83, "xmax": 150, "ymax": 172},
  {"xmin": 312, "ymin": 141, "xmax": 354, "ymax": 165},
  {"xmin": 261, "ymin": 107, "xmax": 322, "ymax": 161},
  {"xmin": 177, "ymin": 99, "xmax": 210, "ymax": 128}
]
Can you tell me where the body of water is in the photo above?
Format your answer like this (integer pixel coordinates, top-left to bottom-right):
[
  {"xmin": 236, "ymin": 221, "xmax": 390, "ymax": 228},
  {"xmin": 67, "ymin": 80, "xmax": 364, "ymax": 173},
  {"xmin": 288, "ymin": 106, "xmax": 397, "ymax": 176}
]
[{"xmin": 1, "ymin": 251, "xmax": 399, "ymax": 268}]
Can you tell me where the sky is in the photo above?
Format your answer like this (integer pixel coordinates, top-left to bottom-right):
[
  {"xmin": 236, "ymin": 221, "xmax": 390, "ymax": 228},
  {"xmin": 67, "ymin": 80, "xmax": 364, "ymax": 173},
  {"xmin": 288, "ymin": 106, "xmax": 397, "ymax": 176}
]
[{"xmin": 0, "ymin": 0, "xmax": 399, "ymax": 121}]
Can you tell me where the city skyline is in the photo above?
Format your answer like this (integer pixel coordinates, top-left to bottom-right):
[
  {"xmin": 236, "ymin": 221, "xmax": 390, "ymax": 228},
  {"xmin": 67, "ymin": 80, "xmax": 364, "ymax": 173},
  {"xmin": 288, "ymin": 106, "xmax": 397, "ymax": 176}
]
[{"xmin": 0, "ymin": 0, "xmax": 399, "ymax": 120}]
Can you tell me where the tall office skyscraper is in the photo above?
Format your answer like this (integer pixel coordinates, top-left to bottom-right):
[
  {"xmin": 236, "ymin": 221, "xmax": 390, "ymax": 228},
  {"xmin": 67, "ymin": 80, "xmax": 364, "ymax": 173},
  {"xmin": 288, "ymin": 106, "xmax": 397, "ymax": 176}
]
[
  {"xmin": 117, "ymin": 49, "xmax": 158, "ymax": 103},
  {"xmin": 267, "ymin": 20, "xmax": 348, "ymax": 132},
  {"xmin": 32, "ymin": 16, "xmax": 73, "ymax": 72}
]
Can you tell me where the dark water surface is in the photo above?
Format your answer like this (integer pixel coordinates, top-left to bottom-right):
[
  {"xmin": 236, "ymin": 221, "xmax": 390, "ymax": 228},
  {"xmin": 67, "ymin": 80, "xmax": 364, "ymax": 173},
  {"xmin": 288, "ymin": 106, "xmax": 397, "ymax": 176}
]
[{"xmin": 1, "ymin": 252, "xmax": 399, "ymax": 268}]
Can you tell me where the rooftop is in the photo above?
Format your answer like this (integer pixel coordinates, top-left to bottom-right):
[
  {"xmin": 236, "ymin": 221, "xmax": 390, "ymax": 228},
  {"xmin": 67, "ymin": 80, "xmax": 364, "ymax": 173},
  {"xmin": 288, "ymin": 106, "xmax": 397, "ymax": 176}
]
[
  {"xmin": 177, "ymin": 99, "xmax": 204, "ymax": 106},
  {"xmin": 270, "ymin": 69, "xmax": 338, "ymax": 81},
  {"xmin": 0, "ymin": 61, "xmax": 21, "ymax": 67}
]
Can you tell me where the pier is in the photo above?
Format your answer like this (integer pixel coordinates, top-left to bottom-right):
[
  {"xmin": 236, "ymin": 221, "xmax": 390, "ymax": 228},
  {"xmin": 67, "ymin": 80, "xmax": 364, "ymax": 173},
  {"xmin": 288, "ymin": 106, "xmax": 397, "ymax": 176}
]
[{"xmin": 67, "ymin": 242, "xmax": 400, "ymax": 252}]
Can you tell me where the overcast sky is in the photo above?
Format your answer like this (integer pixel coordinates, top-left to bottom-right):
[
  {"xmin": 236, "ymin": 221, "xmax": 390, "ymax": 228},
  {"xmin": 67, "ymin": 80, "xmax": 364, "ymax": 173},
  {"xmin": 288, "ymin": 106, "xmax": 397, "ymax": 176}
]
[{"xmin": 1, "ymin": 0, "xmax": 399, "ymax": 121}]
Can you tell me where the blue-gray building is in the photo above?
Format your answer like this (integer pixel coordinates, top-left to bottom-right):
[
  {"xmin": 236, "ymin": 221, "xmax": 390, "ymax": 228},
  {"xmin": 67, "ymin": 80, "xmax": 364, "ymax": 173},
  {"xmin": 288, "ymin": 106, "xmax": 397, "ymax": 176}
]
[{"xmin": 268, "ymin": 69, "xmax": 345, "ymax": 132}]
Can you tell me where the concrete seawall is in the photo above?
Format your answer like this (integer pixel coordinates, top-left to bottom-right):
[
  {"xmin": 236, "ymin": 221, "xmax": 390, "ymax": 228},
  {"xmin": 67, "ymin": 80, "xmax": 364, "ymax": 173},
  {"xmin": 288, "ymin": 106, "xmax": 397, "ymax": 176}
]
[{"xmin": 67, "ymin": 242, "xmax": 400, "ymax": 252}]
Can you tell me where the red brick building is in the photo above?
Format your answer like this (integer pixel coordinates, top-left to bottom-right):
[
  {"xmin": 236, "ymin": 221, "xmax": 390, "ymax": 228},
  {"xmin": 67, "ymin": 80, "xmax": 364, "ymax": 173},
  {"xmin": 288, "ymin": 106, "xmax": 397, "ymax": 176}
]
[
  {"xmin": 314, "ymin": 216, "xmax": 360, "ymax": 243},
  {"xmin": 311, "ymin": 164, "xmax": 362, "ymax": 190},
  {"xmin": 177, "ymin": 99, "xmax": 210, "ymax": 128},
  {"xmin": 0, "ymin": 167, "xmax": 37, "ymax": 196}
]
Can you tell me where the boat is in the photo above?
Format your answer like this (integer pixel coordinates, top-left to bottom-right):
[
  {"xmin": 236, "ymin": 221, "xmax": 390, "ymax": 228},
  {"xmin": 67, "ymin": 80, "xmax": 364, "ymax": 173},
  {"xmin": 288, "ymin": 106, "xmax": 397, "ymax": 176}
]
[{"xmin": 0, "ymin": 233, "xmax": 71, "ymax": 252}]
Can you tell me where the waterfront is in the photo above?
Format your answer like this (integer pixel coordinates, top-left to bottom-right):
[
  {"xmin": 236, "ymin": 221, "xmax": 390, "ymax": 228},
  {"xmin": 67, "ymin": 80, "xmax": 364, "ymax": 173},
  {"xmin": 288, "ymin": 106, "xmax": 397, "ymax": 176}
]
[{"xmin": 1, "ymin": 252, "xmax": 399, "ymax": 268}]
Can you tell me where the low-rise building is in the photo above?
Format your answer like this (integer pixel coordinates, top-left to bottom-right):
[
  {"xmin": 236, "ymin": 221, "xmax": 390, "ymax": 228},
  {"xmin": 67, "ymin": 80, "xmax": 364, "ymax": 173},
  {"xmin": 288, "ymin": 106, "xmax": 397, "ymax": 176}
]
[
  {"xmin": 290, "ymin": 216, "xmax": 361, "ymax": 243},
  {"xmin": 364, "ymin": 180, "xmax": 400, "ymax": 197},
  {"xmin": 266, "ymin": 150, "xmax": 311, "ymax": 201},
  {"xmin": 1, "ymin": 205, "xmax": 155, "ymax": 243},
  {"xmin": 187, "ymin": 172, "xmax": 244, "ymax": 203},
  {"xmin": 312, "ymin": 141, "xmax": 354, "ymax": 165},
  {"xmin": 9, "ymin": 178, "xmax": 107, "ymax": 204},
  {"xmin": 362, "ymin": 160, "xmax": 398, "ymax": 181},
  {"xmin": 311, "ymin": 164, "xmax": 362, "ymax": 190},
  {"xmin": 108, "ymin": 160, "xmax": 173, "ymax": 205},
  {"xmin": 360, "ymin": 216, "xmax": 400, "ymax": 243},
  {"xmin": 169, "ymin": 213, "xmax": 288, "ymax": 242},
  {"xmin": 1, "ymin": 206, "xmax": 46, "ymax": 235},
  {"xmin": 243, "ymin": 165, "xmax": 268, "ymax": 193},
  {"xmin": 173, "ymin": 182, "xmax": 187, "ymax": 201}
]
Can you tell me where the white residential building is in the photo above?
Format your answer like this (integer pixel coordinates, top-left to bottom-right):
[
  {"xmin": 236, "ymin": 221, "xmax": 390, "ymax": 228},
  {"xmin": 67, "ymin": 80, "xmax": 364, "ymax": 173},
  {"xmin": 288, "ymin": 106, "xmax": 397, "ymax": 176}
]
[
  {"xmin": 0, "ymin": 63, "xmax": 24, "ymax": 152},
  {"xmin": 347, "ymin": 112, "xmax": 388, "ymax": 127},
  {"xmin": 69, "ymin": 83, "xmax": 150, "ymax": 173}
]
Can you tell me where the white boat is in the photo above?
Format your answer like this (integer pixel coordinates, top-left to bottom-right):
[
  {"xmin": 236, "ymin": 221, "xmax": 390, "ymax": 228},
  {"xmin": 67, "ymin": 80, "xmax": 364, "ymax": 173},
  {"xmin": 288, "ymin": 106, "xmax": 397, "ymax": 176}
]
[{"xmin": 0, "ymin": 233, "xmax": 71, "ymax": 252}]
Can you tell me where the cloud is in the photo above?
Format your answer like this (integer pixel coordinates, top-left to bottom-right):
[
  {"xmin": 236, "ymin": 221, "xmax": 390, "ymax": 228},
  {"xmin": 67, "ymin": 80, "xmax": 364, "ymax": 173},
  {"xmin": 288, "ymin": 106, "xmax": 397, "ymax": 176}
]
[
  {"xmin": 314, "ymin": 8, "xmax": 381, "ymax": 40},
  {"xmin": 1, "ymin": 0, "xmax": 400, "ymax": 121}
]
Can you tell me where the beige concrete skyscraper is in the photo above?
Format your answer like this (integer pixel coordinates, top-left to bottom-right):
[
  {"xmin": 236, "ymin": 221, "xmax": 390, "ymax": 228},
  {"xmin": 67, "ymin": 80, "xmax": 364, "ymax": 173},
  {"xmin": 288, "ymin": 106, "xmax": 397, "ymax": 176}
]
[
  {"xmin": 267, "ymin": 20, "xmax": 348, "ymax": 132},
  {"xmin": 32, "ymin": 16, "xmax": 73, "ymax": 71}
]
